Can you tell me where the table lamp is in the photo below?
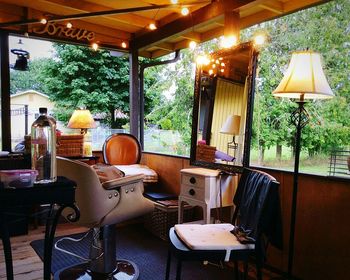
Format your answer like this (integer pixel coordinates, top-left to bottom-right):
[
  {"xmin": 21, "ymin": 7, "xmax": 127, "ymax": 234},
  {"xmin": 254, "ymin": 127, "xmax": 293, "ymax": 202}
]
[
  {"xmin": 67, "ymin": 109, "xmax": 96, "ymax": 156},
  {"xmin": 67, "ymin": 109, "xmax": 96, "ymax": 135},
  {"xmin": 272, "ymin": 50, "xmax": 333, "ymax": 278},
  {"xmin": 220, "ymin": 115, "xmax": 241, "ymax": 155}
]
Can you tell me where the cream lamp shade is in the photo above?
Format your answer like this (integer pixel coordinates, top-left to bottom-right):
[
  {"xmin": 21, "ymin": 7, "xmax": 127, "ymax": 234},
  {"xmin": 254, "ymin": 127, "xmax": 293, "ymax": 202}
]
[
  {"xmin": 273, "ymin": 50, "xmax": 334, "ymax": 99},
  {"xmin": 220, "ymin": 115, "xmax": 241, "ymax": 135},
  {"xmin": 67, "ymin": 109, "xmax": 96, "ymax": 134}
]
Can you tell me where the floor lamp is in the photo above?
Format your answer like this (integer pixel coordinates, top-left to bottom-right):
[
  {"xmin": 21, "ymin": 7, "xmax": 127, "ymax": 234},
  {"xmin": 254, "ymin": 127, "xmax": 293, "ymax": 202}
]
[{"xmin": 272, "ymin": 50, "xmax": 334, "ymax": 278}]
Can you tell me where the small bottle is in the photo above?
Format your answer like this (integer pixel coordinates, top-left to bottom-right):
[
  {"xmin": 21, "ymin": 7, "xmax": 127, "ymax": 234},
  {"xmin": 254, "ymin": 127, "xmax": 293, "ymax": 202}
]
[{"xmin": 31, "ymin": 107, "xmax": 57, "ymax": 183}]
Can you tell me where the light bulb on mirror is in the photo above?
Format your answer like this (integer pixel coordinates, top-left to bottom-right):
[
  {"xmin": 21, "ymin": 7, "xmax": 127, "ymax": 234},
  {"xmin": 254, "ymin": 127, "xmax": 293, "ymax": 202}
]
[{"xmin": 196, "ymin": 55, "xmax": 210, "ymax": 66}]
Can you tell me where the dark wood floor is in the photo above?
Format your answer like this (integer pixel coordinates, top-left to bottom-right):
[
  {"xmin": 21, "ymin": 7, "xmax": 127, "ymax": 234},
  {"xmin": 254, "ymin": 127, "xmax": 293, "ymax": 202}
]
[{"xmin": 0, "ymin": 223, "xmax": 283, "ymax": 280}]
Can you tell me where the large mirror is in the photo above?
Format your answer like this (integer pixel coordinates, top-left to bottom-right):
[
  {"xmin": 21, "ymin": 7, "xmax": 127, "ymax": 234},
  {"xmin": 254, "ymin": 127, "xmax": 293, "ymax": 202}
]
[{"xmin": 190, "ymin": 42, "xmax": 258, "ymax": 173}]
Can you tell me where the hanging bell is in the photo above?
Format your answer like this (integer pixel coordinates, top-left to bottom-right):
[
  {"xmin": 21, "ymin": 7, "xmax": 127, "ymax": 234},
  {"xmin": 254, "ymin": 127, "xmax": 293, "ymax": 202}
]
[{"xmin": 13, "ymin": 54, "xmax": 29, "ymax": 71}]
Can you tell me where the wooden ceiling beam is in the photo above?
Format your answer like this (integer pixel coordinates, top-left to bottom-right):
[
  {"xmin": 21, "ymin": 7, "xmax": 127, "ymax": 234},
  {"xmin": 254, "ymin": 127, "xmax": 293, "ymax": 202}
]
[
  {"xmin": 0, "ymin": 0, "xmax": 210, "ymax": 27},
  {"xmin": 155, "ymin": 42, "xmax": 174, "ymax": 51},
  {"xmin": 259, "ymin": 0, "xmax": 284, "ymax": 14},
  {"xmin": 179, "ymin": 31, "xmax": 201, "ymax": 42},
  {"xmin": 131, "ymin": 0, "xmax": 255, "ymax": 51},
  {"xmin": 149, "ymin": 48, "xmax": 173, "ymax": 58}
]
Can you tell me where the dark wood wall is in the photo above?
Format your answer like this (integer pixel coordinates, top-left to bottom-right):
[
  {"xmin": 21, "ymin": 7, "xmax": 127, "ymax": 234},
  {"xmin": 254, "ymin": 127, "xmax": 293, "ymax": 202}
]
[{"xmin": 141, "ymin": 152, "xmax": 350, "ymax": 280}]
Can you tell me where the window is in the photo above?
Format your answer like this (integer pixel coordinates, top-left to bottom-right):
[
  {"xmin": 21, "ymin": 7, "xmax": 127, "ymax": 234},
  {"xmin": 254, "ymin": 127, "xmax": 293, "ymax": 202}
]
[
  {"xmin": 245, "ymin": 0, "xmax": 350, "ymax": 177},
  {"xmin": 143, "ymin": 51, "xmax": 195, "ymax": 157},
  {"xmin": 9, "ymin": 36, "xmax": 131, "ymax": 152}
]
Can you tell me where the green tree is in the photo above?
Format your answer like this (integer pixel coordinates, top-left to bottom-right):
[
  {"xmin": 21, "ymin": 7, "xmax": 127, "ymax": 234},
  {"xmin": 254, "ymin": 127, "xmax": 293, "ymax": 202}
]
[
  {"xmin": 145, "ymin": 50, "xmax": 195, "ymax": 154},
  {"xmin": 10, "ymin": 58, "xmax": 53, "ymax": 94},
  {"xmin": 245, "ymin": 0, "xmax": 350, "ymax": 160},
  {"xmin": 41, "ymin": 44, "xmax": 130, "ymax": 127}
]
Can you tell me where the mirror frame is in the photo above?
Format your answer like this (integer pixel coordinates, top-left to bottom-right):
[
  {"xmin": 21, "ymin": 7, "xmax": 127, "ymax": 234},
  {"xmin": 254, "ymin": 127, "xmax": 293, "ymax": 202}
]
[{"xmin": 190, "ymin": 41, "xmax": 259, "ymax": 174}]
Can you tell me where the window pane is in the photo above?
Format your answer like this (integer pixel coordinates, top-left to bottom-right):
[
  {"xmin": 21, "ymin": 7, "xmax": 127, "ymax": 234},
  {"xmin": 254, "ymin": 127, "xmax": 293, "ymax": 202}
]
[
  {"xmin": 246, "ymin": 0, "xmax": 350, "ymax": 177},
  {"xmin": 143, "ymin": 51, "xmax": 195, "ymax": 157}
]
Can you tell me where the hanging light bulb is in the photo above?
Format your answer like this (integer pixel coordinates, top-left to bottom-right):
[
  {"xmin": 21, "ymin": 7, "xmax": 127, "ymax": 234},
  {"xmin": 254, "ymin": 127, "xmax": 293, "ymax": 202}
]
[
  {"xmin": 171, "ymin": 0, "xmax": 178, "ymax": 4},
  {"xmin": 121, "ymin": 42, "xmax": 127, "ymax": 48},
  {"xmin": 208, "ymin": 69, "xmax": 214, "ymax": 75},
  {"xmin": 189, "ymin": 41, "xmax": 197, "ymax": 50},
  {"xmin": 149, "ymin": 23, "xmax": 157, "ymax": 30},
  {"xmin": 220, "ymin": 35, "xmax": 238, "ymax": 48},
  {"xmin": 66, "ymin": 22, "xmax": 73, "ymax": 28},
  {"xmin": 40, "ymin": 18, "xmax": 47, "ymax": 24},
  {"xmin": 92, "ymin": 43, "xmax": 99, "ymax": 51},
  {"xmin": 181, "ymin": 7, "xmax": 189, "ymax": 16},
  {"xmin": 254, "ymin": 34, "xmax": 266, "ymax": 46}
]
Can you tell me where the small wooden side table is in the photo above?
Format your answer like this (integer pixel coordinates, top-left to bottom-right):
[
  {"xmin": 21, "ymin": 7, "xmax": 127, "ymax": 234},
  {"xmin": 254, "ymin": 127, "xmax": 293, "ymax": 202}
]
[{"xmin": 178, "ymin": 168, "xmax": 234, "ymax": 224}]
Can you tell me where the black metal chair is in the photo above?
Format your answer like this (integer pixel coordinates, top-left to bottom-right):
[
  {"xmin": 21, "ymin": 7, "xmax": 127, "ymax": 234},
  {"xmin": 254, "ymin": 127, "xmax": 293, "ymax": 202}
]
[{"xmin": 165, "ymin": 168, "xmax": 283, "ymax": 280}]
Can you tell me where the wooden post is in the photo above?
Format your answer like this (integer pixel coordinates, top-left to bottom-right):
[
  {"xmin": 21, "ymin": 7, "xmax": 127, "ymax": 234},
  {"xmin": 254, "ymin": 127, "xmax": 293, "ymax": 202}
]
[
  {"xmin": 0, "ymin": 31, "xmax": 11, "ymax": 151},
  {"xmin": 224, "ymin": 11, "xmax": 240, "ymax": 39},
  {"xmin": 129, "ymin": 47, "xmax": 139, "ymax": 139}
]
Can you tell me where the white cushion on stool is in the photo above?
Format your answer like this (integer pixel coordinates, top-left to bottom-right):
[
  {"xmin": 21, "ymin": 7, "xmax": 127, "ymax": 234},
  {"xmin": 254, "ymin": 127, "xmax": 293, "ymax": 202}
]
[
  {"xmin": 114, "ymin": 164, "xmax": 158, "ymax": 183},
  {"xmin": 174, "ymin": 223, "xmax": 254, "ymax": 261}
]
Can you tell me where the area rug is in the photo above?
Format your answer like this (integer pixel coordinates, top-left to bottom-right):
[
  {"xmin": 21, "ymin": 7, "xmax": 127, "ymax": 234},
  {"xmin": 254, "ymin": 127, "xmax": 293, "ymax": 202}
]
[{"xmin": 30, "ymin": 224, "xmax": 236, "ymax": 280}]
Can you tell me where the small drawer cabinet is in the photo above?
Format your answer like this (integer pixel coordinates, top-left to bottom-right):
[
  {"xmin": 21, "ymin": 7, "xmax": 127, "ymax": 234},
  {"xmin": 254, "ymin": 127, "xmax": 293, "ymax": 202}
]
[{"xmin": 178, "ymin": 168, "xmax": 234, "ymax": 224}]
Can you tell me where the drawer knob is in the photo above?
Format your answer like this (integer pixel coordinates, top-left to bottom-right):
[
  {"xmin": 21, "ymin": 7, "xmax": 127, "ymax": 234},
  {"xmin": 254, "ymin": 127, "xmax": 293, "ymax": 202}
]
[
  {"xmin": 189, "ymin": 189, "xmax": 195, "ymax": 196},
  {"xmin": 189, "ymin": 177, "xmax": 196, "ymax": 184}
]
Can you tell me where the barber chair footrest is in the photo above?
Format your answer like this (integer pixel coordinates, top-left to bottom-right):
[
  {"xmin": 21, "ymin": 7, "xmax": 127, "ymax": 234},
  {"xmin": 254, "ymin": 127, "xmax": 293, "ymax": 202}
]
[{"xmin": 54, "ymin": 259, "xmax": 140, "ymax": 280}]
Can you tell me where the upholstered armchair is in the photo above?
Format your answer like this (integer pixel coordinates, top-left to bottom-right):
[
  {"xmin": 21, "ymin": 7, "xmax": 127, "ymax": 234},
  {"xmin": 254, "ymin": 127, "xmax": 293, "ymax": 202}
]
[
  {"xmin": 102, "ymin": 133, "xmax": 158, "ymax": 188},
  {"xmin": 55, "ymin": 157, "xmax": 154, "ymax": 279}
]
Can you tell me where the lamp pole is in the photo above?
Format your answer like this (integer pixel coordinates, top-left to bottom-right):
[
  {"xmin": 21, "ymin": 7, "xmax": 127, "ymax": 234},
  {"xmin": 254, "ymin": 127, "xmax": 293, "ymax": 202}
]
[
  {"xmin": 288, "ymin": 96, "xmax": 309, "ymax": 278},
  {"xmin": 272, "ymin": 50, "xmax": 334, "ymax": 279}
]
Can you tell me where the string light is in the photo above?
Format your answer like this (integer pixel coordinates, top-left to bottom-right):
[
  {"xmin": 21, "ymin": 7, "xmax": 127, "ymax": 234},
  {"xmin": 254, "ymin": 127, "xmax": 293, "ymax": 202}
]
[
  {"xmin": 149, "ymin": 23, "xmax": 157, "ymax": 30},
  {"xmin": 189, "ymin": 41, "xmax": 197, "ymax": 49},
  {"xmin": 92, "ymin": 43, "xmax": 99, "ymax": 51},
  {"xmin": 121, "ymin": 42, "xmax": 127, "ymax": 48},
  {"xmin": 220, "ymin": 35, "xmax": 238, "ymax": 48},
  {"xmin": 66, "ymin": 22, "xmax": 73, "ymax": 28},
  {"xmin": 254, "ymin": 34, "xmax": 266, "ymax": 46},
  {"xmin": 40, "ymin": 18, "xmax": 47, "ymax": 24},
  {"xmin": 181, "ymin": 7, "xmax": 189, "ymax": 16}
]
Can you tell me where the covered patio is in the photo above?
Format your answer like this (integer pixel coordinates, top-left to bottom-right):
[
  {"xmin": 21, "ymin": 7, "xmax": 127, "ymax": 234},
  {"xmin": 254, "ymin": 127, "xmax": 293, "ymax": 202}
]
[{"xmin": 0, "ymin": 1, "xmax": 349, "ymax": 280}]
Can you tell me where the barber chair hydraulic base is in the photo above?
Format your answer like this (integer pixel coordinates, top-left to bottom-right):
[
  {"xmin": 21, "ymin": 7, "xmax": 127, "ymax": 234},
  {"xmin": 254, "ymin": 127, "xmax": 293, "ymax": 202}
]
[{"xmin": 54, "ymin": 225, "xmax": 139, "ymax": 280}]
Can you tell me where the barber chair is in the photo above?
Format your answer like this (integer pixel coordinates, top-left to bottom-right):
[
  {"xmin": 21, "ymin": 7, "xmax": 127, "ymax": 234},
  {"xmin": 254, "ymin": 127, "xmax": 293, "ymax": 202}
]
[
  {"xmin": 102, "ymin": 133, "xmax": 158, "ymax": 189},
  {"xmin": 165, "ymin": 168, "xmax": 283, "ymax": 280},
  {"xmin": 54, "ymin": 157, "xmax": 154, "ymax": 280}
]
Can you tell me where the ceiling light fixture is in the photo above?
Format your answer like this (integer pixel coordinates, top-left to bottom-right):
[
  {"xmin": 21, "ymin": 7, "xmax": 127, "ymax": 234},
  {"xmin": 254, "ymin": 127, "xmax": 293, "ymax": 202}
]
[
  {"xmin": 121, "ymin": 42, "xmax": 127, "ymax": 48},
  {"xmin": 171, "ymin": 0, "xmax": 178, "ymax": 4},
  {"xmin": 66, "ymin": 22, "xmax": 73, "ymax": 28},
  {"xmin": 40, "ymin": 18, "xmax": 47, "ymax": 24}
]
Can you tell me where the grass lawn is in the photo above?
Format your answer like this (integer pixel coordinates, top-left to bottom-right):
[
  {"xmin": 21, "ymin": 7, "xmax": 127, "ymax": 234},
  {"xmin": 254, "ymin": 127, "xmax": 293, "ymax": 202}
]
[{"xmin": 250, "ymin": 146, "xmax": 331, "ymax": 175}]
